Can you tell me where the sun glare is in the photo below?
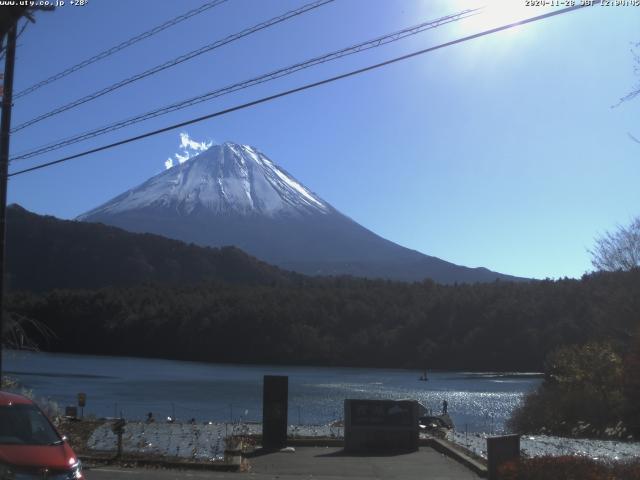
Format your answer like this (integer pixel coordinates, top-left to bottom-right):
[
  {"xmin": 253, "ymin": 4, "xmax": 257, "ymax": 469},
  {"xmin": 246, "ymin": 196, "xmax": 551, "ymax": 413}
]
[{"xmin": 454, "ymin": 0, "xmax": 551, "ymax": 37}]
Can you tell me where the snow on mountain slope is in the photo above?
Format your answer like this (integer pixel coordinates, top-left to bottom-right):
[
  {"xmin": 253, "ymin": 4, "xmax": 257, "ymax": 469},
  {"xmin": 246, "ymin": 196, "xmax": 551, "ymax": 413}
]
[
  {"xmin": 78, "ymin": 141, "xmax": 524, "ymax": 283},
  {"xmin": 78, "ymin": 143, "xmax": 329, "ymax": 220}
]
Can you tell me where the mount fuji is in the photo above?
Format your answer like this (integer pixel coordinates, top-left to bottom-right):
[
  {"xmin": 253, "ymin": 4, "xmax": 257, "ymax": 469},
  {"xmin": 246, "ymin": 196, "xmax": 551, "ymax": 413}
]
[{"xmin": 78, "ymin": 142, "xmax": 521, "ymax": 283}]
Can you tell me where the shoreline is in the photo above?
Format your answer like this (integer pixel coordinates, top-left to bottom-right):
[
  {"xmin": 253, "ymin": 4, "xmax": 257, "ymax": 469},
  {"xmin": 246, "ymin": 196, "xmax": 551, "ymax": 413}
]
[
  {"xmin": 64, "ymin": 419, "xmax": 640, "ymax": 463},
  {"xmin": 2, "ymin": 348, "xmax": 545, "ymax": 374}
]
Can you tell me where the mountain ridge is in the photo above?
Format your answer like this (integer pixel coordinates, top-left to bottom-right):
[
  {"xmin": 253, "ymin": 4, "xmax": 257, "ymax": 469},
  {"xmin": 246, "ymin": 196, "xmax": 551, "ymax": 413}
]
[
  {"xmin": 78, "ymin": 141, "xmax": 526, "ymax": 284},
  {"xmin": 5, "ymin": 204, "xmax": 297, "ymax": 292},
  {"xmin": 78, "ymin": 142, "xmax": 330, "ymax": 220}
]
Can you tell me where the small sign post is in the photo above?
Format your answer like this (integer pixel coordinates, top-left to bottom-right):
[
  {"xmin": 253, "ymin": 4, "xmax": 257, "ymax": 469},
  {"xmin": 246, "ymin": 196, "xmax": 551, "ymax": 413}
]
[
  {"xmin": 64, "ymin": 406, "xmax": 78, "ymax": 418},
  {"xmin": 77, "ymin": 393, "xmax": 86, "ymax": 419},
  {"xmin": 111, "ymin": 418, "xmax": 126, "ymax": 458}
]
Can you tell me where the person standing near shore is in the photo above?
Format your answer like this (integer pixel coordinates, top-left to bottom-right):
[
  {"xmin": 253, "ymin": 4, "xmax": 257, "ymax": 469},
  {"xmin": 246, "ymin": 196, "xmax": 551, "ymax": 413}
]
[{"xmin": 442, "ymin": 400, "xmax": 448, "ymax": 415}]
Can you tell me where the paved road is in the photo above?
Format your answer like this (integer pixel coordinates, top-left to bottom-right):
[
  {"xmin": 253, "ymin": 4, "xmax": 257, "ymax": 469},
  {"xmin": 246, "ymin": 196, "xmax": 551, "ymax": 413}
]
[{"xmin": 86, "ymin": 446, "xmax": 481, "ymax": 479}]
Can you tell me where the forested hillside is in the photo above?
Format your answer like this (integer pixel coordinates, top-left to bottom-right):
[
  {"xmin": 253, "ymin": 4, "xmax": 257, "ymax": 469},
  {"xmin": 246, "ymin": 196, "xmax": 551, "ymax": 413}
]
[
  {"xmin": 7, "ymin": 269, "xmax": 639, "ymax": 371},
  {"xmin": 6, "ymin": 204, "xmax": 297, "ymax": 291}
]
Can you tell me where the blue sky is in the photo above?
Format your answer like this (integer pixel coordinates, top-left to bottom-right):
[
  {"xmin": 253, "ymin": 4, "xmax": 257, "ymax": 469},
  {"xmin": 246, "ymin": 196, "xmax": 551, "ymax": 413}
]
[{"xmin": 5, "ymin": 0, "xmax": 639, "ymax": 280}]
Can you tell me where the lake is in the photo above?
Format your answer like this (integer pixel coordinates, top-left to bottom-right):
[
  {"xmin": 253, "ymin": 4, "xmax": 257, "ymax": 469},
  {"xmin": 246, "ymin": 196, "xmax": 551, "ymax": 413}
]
[{"xmin": 2, "ymin": 350, "xmax": 542, "ymax": 433}]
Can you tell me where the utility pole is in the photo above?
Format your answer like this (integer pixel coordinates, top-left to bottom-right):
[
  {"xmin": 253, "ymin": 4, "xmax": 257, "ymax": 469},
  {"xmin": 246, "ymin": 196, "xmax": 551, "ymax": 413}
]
[
  {"xmin": 0, "ymin": 23, "xmax": 17, "ymax": 388},
  {"xmin": 0, "ymin": 7, "xmax": 28, "ymax": 42}
]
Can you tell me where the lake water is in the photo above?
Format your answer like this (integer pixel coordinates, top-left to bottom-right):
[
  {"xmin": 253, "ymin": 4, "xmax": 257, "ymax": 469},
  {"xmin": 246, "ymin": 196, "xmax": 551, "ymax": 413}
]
[{"xmin": 2, "ymin": 350, "xmax": 542, "ymax": 433}]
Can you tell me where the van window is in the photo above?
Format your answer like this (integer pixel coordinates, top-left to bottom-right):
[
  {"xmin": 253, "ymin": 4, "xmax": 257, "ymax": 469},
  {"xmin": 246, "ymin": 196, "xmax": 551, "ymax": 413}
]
[{"xmin": 0, "ymin": 404, "xmax": 61, "ymax": 445}]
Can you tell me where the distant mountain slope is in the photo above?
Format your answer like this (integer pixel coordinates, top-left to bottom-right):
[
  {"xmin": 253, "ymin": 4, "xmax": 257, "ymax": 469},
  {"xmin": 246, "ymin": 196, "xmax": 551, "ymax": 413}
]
[
  {"xmin": 78, "ymin": 142, "xmax": 524, "ymax": 284},
  {"xmin": 6, "ymin": 205, "xmax": 296, "ymax": 292}
]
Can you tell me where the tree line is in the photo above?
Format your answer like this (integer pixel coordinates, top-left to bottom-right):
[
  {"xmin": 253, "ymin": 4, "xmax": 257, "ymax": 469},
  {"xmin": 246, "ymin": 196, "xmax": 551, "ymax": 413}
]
[{"xmin": 6, "ymin": 268, "xmax": 639, "ymax": 372}]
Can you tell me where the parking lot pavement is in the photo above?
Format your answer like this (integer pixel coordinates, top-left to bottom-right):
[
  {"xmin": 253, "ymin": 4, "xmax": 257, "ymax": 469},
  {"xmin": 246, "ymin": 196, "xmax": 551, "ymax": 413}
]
[
  {"xmin": 87, "ymin": 467, "xmax": 239, "ymax": 479},
  {"xmin": 87, "ymin": 446, "xmax": 482, "ymax": 479}
]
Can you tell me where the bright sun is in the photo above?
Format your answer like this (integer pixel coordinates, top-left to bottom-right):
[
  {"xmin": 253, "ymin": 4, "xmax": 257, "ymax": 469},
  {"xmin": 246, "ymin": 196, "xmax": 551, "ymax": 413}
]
[{"xmin": 452, "ymin": 0, "xmax": 551, "ymax": 37}]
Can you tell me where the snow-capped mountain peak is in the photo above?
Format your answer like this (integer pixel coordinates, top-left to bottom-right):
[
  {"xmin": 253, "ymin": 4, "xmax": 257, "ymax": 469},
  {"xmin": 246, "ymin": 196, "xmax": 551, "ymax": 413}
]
[
  {"xmin": 78, "ymin": 142, "xmax": 330, "ymax": 220},
  {"xmin": 78, "ymin": 140, "xmax": 522, "ymax": 283}
]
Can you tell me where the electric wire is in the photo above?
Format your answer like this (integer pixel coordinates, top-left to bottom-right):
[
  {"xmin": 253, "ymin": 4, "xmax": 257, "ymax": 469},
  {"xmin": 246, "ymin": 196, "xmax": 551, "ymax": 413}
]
[
  {"xmin": 10, "ymin": 0, "xmax": 335, "ymax": 132},
  {"xmin": 8, "ymin": 1, "xmax": 600, "ymax": 178},
  {"xmin": 10, "ymin": 8, "xmax": 479, "ymax": 162},
  {"xmin": 12, "ymin": 0, "xmax": 229, "ymax": 100}
]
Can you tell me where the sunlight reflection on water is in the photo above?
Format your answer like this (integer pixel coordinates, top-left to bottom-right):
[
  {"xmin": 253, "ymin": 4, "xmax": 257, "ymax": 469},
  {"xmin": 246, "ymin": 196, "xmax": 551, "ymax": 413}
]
[{"xmin": 3, "ymin": 350, "xmax": 541, "ymax": 433}]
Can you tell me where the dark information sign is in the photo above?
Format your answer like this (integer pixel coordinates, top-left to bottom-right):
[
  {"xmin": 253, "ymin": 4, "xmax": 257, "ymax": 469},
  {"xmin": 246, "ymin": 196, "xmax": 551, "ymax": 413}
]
[
  {"xmin": 262, "ymin": 375, "xmax": 288, "ymax": 450},
  {"xmin": 350, "ymin": 399, "xmax": 413, "ymax": 427},
  {"xmin": 344, "ymin": 399, "xmax": 419, "ymax": 452}
]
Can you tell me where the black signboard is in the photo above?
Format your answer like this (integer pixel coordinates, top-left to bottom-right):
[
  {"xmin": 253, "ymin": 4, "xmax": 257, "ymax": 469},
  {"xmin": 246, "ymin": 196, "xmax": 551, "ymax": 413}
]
[
  {"xmin": 350, "ymin": 399, "xmax": 413, "ymax": 427},
  {"xmin": 262, "ymin": 375, "xmax": 288, "ymax": 449},
  {"xmin": 487, "ymin": 434, "xmax": 520, "ymax": 480},
  {"xmin": 344, "ymin": 399, "xmax": 419, "ymax": 452}
]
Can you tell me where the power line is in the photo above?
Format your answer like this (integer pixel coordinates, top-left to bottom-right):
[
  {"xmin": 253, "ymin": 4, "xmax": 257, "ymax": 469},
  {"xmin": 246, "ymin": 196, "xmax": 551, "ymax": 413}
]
[
  {"xmin": 10, "ymin": 9, "xmax": 479, "ymax": 162},
  {"xmin": 8, "ymin": 1, "xmax": 600, "ymax": 178},
  {"xmin": 11, "ymin": 0, "xmax": 335, "ymax": 133},
  {"xmin": 12, "ymin": 0, "xmax": 229, "ymax": 100}
]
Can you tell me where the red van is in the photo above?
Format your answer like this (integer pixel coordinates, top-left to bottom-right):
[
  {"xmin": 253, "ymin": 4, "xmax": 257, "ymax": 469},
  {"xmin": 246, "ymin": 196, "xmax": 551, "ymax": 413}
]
[{"xmin": 0, "ymin": 391, "xmax": 83, "ymax": 479}]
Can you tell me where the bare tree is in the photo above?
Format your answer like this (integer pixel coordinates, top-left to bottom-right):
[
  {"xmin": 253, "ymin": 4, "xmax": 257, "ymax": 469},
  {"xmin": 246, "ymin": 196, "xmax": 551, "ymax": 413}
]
[
  {"xmin": 2, "ymin": 312, "xmax": 53, "ymax": 351},
  {"xmin": 614, "ymin": 41, "xmax": 640, "ymax": 107},
  {"xmin": 590, "ymin": 217, "xmax": 640, "ymax": 271},
  {"xmin": 612, "ymin": 41, "xmax": 640, "ymax": 144}
]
